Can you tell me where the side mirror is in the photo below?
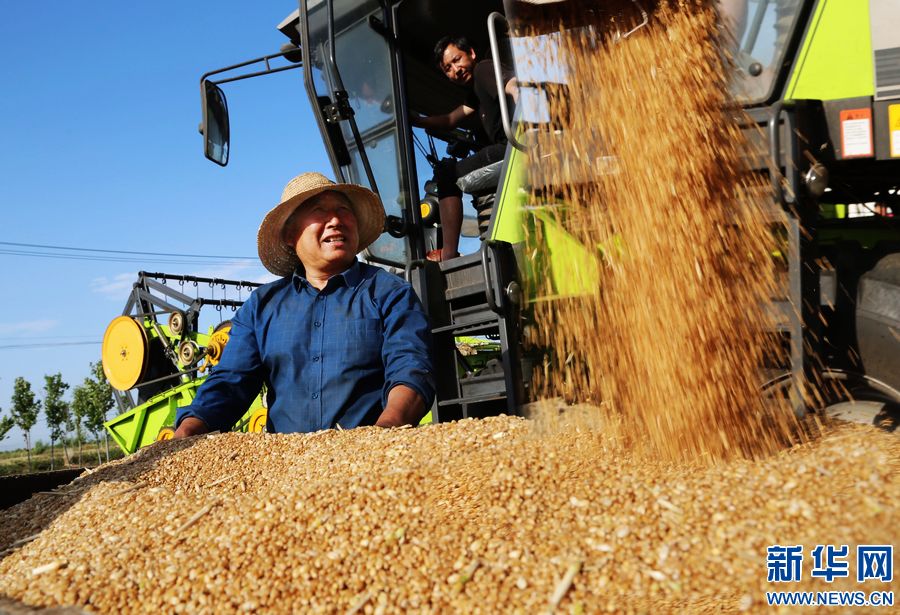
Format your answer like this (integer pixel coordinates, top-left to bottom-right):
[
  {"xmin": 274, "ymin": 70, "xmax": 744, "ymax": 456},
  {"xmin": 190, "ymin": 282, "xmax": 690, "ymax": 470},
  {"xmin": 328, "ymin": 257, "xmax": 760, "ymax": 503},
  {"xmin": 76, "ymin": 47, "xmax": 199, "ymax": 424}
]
[{"xmin": 201, "ymin": 80, "xmax": 230, "ymax": 166}]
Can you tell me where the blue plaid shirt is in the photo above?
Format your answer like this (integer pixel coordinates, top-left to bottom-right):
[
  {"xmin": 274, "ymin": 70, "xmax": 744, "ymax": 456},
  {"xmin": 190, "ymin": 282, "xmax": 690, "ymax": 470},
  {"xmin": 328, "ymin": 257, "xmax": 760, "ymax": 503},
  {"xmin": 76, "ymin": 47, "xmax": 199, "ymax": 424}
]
[{"xmin": 176, "ymin": 261, "xmax": 434, "ymax": 433}]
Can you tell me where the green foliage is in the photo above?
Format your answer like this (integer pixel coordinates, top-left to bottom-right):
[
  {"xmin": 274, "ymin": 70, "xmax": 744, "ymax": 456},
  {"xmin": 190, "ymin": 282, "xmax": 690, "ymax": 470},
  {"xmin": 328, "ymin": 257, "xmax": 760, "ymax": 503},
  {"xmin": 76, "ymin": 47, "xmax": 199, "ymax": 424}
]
[
  {"xmin": 43, "ymin": 373, "xmax": 70, "ymax": 444},
  {"xmin": 10, "ymin": 377, "xmax": 40, "ymax": 471},
  {"xmin": 0, "ymin": 440, "xmax": 125, "ymax": 476},
  {"xmin": 84, "ymin": 360, "xmax": 115, "ymax": 434},
  {"xmin": 92, "ymin": 360, "xmax": 115, "ymax": 409},
  {"xmin": 64, "ymin": 401, "xmax": 78, "ymax": 434},
  {"xmin": 32, "ymin": 439, "xmax": 48, "ymax": 455},
  {"xmin": 71, "ymin": 385, "xmax": 91, "ymax": 437},
  {"xmin": 10, "ymin": 377, "xmax": 40, "ymax": 438},
  {"xmin": 0, "ymin": 413, "xmax": 14, "ymax": 442}
]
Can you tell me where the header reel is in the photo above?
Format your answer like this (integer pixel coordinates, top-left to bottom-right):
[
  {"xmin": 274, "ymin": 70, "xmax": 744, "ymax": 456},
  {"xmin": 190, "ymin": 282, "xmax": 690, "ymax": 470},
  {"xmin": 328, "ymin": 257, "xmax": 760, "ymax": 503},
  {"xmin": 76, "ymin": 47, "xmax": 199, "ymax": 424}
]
[
  {"xmin": 101, "ymin": 272, "xmax": 261, "ymax": 410},
  {"xmin": 101, "ymin": 272, "xmax": 270, "ymax": 454}
]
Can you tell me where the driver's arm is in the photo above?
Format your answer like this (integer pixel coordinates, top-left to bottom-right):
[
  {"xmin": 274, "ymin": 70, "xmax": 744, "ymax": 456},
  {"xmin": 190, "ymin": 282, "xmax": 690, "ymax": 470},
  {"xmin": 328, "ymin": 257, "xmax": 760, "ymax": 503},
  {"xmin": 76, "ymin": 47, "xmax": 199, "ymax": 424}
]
[
  {"xmin": 505, "ymin": 77, "xmax": 519, "ymax": 105},
  {"xmin": 411, "ymin": 103, "xmax": 474, "ymax": 131}
]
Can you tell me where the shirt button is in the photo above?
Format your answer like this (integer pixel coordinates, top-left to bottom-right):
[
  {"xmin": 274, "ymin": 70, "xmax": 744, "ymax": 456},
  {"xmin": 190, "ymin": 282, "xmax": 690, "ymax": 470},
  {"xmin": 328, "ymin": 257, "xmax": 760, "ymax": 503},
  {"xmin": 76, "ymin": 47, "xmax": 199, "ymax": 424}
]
[
  {"xmin": 312, "ymin": 393, "xmax": 319, "ymax": 399},
  {"xmin": 313, "ymin": 356, "xmax": 320, "ymax": 362},
  {"xmin": 314, "ymin": 321, "xmax": 321, "ymax": 327}
]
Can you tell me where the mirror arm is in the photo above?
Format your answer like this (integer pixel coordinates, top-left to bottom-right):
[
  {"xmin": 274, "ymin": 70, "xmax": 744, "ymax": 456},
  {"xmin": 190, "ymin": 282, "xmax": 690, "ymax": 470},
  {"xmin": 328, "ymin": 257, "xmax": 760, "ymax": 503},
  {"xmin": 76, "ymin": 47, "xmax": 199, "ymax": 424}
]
[
  {"xmin": 210, "ymin": 63, "xmax": 302, "ymax": 87},
  {"xmin": 199, "ymin": 48, "xmax": 303, "ymax": 89}
]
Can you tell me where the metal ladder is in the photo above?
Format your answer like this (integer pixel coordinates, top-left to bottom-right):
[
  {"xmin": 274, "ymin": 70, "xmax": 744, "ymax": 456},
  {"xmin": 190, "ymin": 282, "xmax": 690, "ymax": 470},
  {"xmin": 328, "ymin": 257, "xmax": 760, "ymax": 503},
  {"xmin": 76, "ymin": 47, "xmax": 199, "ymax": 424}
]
[{"xmin": 428, "ymin": 241, "xmax": 526, "ymax": 422}]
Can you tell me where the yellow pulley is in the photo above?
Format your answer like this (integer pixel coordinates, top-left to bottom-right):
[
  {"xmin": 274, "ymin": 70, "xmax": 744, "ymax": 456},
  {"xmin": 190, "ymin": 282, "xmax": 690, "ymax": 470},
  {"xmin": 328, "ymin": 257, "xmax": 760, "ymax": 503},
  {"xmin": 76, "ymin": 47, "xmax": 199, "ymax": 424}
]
[
  {"xmin": 200, "ymin": 321, "xmax": 232, "ymax": 373},
  {"xmin": 247, "ymin": 407, "xmax": 268, "ymax": 433},
  {"xmin": 101, "ymin": 316, "xmax": 149, "ymax": 391},
  {"xmin": 157, "ymin": 426, "xmax": 176, "ymax": 441}
]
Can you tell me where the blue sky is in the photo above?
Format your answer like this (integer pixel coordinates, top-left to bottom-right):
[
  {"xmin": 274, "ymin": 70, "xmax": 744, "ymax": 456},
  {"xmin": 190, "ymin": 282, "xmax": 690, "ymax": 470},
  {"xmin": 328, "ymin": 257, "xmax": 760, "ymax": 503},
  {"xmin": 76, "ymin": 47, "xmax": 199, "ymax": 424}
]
[{"xmin": 0, "ymin": 2, "xmax": 331, "ymax": 450}]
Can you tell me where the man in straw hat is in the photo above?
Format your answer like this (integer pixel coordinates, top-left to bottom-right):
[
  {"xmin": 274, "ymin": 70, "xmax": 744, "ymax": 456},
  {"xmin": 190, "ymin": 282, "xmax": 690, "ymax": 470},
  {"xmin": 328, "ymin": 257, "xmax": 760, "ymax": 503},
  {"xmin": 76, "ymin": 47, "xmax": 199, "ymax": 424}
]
[{"xmin": 174, "ymin": 172, "xmax": 435, "ymax": 436}]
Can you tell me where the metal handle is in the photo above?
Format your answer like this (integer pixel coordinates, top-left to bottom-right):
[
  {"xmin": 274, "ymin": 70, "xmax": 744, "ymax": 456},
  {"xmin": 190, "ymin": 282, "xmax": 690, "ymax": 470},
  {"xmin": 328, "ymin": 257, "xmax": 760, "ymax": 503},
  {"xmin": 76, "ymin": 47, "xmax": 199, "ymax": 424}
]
[
  {"xmin": 404, "ymin": 259, "xmax": 426, "ymax": 283},
  {"xmin": 768, "ymin": 100, "xmax": 785, "ymax": 207},
  {"xmin": 487, "ymin": 12, "xmax": 527, "ymax": 152},
  {"xmin": 481, "ymin": 241, "xmax": 501, "ymax": 314}
]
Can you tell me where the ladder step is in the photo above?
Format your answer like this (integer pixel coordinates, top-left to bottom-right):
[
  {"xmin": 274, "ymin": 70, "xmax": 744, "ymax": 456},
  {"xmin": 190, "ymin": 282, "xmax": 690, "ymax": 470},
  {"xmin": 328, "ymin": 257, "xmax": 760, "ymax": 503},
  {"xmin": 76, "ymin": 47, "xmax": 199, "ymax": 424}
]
[
  {"xmin": 450, "ymin": 302, "xmax": 494, "ymax": 320},
  {"xmin": 459, "ymin": 370, "xmax": 506, "ymax": 398},
  {"xmin": 438, "ymin": 392, "xmax": 507, "ymax": 407},
  {"xmin": 445, "ymin": 281, "xmax": 487, "ymax": 301},
  {"xmin": 765, "ymin": 299, "xmax": 796, "ymax": 332},
  {"xmin": 432, "ymin": 315, "xmax": 499, "ymax": 335}
]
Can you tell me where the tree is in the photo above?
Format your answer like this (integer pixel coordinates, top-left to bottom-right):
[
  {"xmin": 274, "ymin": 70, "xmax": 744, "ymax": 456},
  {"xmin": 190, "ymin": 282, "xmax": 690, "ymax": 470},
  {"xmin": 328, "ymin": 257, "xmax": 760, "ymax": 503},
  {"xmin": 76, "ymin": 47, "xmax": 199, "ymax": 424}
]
[
  {"xmin": 63, "ymin": 391, "xmax": 79, "ymax": 464},
  {"xmin": 0, "ymin": 411, "xmax": 14, "ymax": 442},
  {"xmin": 84, "ymin": 361, "xmax": 115, "ymax": 463},
  {"xmin": 70, "ymin": 385, "xmax": 91, "ymax": 465},
  {"xmin": 10, "ymin": 377, "xmax": 41, "ymax": 472},
  {"xmin": 43, "ymin": 373, "xmax": 70, "ymax": 471}
]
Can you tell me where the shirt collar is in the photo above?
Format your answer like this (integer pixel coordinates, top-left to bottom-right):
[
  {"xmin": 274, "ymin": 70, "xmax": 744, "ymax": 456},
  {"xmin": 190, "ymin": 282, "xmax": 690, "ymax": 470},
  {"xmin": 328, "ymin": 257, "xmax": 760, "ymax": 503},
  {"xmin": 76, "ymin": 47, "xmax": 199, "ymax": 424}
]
[{"xmin": 292, "ymin": 259, "xmax": 362, "ymax": 293}]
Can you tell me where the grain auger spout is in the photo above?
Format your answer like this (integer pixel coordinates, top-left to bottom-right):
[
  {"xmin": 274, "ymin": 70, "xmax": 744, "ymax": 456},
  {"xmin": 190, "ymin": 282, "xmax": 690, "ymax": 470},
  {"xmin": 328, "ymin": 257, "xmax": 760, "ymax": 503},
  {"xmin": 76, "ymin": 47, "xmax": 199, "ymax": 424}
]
[
  {"xmin": 502, "ymin": 0, "xmax": 655, "ymax": 38},
  {"xmin": 503, "ymin": 1, "xmax": 751, "ymax": 49}
]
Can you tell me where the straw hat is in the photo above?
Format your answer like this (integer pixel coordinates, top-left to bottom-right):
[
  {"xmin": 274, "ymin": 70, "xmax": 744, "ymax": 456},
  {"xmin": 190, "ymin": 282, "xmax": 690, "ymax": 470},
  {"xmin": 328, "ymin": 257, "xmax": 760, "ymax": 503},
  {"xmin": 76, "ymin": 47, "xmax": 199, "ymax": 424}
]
[{"xmin": 257, "ymin": 172, "xmax": 385, "ymax": 277}]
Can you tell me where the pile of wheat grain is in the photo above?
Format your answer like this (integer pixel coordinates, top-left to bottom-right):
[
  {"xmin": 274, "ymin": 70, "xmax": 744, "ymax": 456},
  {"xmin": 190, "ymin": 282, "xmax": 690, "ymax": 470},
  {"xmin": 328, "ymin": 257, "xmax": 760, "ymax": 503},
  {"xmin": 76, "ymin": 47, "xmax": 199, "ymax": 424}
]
[{"xmin": 0, "ymin": 416, "xmax": 896, "ymax": 613}]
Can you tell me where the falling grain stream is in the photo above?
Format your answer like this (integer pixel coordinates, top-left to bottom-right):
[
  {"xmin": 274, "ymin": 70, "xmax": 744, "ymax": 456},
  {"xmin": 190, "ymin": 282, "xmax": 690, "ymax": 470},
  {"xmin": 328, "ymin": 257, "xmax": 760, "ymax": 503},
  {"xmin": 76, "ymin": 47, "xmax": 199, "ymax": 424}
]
[{"xmin": 520, "ymin": 0, "xmax": 798, "ymax": 462}]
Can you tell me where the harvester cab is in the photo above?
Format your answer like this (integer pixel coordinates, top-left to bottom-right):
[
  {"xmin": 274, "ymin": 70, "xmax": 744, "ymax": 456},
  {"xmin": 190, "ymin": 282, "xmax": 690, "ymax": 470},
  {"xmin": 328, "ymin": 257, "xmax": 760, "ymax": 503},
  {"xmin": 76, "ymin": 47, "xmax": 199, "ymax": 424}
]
[{"xmin": 194, "ymin": 0, "xmax": 900, "ymax": 433}]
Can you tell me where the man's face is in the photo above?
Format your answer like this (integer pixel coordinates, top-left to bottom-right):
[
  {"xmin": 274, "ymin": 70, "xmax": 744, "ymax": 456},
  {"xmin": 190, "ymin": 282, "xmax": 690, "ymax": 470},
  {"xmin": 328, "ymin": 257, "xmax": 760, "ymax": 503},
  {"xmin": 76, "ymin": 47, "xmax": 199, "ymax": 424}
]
[
  {"xmin": 440, "ymin": 43, "xmax": 476, "ymax": 86},
  {"xmin": 285, "ymin": 191, "xmax": 360, "ymax": 276}
]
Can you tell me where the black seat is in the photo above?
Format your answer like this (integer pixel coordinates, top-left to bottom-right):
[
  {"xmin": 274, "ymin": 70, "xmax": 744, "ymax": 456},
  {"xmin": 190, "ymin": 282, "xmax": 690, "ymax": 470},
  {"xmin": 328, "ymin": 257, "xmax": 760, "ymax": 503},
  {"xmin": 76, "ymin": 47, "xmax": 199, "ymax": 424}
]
[
  {"xmin": 456, "ymin": 159, "xmax": 503, "ymax": 194},
  {"xmin": 456, "ymin": 160, "xmax": 503, "ymax": 239}
]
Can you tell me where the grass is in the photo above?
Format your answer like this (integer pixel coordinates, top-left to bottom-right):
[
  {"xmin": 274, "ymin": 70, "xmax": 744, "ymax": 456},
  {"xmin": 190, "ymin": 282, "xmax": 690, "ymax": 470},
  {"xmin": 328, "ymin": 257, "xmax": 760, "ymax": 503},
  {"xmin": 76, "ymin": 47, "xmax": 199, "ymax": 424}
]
[{"xmin": 0, "ymin": 440, "xmax": 126, "ymax": 476}]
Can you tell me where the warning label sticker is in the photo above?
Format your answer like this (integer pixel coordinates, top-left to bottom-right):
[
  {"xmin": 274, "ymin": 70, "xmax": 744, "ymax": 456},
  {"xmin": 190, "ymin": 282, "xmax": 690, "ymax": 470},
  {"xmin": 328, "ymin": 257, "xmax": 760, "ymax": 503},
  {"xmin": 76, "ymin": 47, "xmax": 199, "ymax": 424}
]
[
  {"xmin": 890, "ymin": 104, "xmax": 900, "ymax": 158},
  {"xmin": 840, "ymin": 108, "xmax": 873, "ymax": 158}
]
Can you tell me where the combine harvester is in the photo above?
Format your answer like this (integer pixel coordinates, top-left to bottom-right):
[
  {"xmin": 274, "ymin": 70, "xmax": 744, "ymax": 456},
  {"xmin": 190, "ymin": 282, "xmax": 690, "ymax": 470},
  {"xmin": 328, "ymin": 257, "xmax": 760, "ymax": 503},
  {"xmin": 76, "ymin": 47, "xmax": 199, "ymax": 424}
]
[{"xmin": 97, "ymin": 0, "xmax": 900, "ymax": 455}]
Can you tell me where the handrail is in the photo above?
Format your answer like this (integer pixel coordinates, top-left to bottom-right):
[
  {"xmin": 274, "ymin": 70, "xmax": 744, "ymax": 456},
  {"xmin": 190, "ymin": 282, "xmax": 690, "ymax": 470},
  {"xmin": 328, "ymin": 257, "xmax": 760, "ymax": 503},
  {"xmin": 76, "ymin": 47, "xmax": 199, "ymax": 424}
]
[
  {"xmin": 742, "ymin": 0, "xmax": 771, "ymax": 56},
  {"xmin": 487, "ymin": 12, "xmax": 527, "ymax": 152},
  {"xmin": 767, "ymin": 100, "xmax": 786, "ymax": 207},
  {"xmin": 481, "ymin": 241, "xmax": 501, "ymax": 314}
]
